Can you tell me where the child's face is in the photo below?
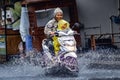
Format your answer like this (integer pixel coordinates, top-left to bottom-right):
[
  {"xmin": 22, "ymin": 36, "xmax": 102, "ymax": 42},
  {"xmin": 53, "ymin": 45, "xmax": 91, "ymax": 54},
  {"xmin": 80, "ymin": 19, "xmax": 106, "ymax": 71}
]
[
  {"xmin": 61, "ymin": 23, "xmax": 67, "ymax": 30},
  {"xmin": 55, "ymin": 12, "xmax": 63, "ymax": 21}
]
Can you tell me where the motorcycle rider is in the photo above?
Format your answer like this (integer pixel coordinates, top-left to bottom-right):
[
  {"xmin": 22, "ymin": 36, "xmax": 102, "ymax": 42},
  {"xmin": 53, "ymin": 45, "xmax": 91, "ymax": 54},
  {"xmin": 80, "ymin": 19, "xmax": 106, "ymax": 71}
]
[
  {"xmin": 44, "ymin": 7, "xmax": 64, "ymax": 56},
  {"xmin": 44, "ymin": 7, "xmax": 63, "ymax": 37}
]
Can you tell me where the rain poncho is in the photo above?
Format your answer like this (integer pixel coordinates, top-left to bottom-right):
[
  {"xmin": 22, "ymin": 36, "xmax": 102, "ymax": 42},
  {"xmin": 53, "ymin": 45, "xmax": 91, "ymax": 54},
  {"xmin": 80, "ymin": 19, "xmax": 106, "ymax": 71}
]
[{"xmin": 53, "ymin": 19, "xmax": 70, "ymax": 56}]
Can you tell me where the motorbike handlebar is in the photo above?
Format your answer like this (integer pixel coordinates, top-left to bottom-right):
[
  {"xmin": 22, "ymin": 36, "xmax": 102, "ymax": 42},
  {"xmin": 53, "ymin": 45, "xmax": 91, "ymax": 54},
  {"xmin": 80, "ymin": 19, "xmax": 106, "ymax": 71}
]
[{"xmin": 49, "ymin": 31, "xmax": 80, "ymax": 37}]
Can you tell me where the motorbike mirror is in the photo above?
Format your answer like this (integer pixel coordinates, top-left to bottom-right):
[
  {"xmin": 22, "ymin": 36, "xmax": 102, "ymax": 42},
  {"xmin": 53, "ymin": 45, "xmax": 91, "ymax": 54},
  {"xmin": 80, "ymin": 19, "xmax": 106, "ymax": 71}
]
[
  {"xmin": 72, "ymin": 22, "xmax": 80, "ymax": 29},
  {"xmin": 72, "ymin": 22, "xmax": 84, "ymax": 30}
]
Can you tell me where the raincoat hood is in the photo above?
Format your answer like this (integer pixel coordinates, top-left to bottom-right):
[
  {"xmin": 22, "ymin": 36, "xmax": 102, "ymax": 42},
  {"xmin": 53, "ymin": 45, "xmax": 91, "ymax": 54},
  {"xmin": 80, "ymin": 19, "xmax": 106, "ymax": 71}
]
[
  {"xmin": 57, "ymin": 19, "xmax": 70, "ymax": 30},
  {"xmin": 54, "ymin": 7, "xmax": 63, "ymax": 17}
]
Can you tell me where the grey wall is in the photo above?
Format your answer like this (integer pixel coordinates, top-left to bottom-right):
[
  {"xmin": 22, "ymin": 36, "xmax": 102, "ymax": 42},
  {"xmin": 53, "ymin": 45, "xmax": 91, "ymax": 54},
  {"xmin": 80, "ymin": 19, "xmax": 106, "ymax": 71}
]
[{"xmin": 76, "ymin": 0, "xmax": 120, "ymax": 48}]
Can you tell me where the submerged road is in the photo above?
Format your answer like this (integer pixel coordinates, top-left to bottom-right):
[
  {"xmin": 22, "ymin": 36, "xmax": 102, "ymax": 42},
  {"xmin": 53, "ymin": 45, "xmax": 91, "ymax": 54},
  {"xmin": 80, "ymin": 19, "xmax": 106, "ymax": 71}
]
[{"xmin": 0, "ymin": 48, "xmax": 120, "ymax": 80}]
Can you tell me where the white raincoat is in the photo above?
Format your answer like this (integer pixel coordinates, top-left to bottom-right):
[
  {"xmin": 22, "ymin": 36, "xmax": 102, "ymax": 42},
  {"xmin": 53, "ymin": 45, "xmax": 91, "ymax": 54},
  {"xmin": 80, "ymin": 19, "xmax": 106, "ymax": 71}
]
[{"xmin": 19, "ymin": 7, "xmax": 30, "ymax": 42}]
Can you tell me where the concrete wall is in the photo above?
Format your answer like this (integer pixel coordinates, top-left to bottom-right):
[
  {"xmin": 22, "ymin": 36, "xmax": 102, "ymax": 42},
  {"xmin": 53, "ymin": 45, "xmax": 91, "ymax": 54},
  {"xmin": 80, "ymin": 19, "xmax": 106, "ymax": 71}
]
[{"xmin": 76, "ymin": 0, "xmax": 120, "ymax": 48}]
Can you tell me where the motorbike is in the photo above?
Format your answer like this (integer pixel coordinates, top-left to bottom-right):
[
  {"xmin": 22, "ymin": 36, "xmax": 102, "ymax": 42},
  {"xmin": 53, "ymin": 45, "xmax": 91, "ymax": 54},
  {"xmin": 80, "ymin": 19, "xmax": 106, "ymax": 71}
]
[{"xmin": 40, "ymin": 28, "xmax": 79, "ymax": 75}]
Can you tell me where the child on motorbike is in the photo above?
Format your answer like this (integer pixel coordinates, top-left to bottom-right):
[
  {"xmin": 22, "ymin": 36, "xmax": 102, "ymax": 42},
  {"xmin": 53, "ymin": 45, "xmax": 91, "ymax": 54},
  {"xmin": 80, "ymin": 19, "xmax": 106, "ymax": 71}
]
[{"xmin": 53, "ymin": 19, "xmax": 75, "ymax": 56}]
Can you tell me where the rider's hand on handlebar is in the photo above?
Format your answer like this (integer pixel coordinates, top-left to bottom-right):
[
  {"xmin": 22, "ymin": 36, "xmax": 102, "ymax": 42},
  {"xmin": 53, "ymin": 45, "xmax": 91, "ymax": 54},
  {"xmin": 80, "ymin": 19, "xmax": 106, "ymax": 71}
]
[
  {"xmin": 50, "ymin": 32, "xmax": 55, "ymax": 35},
  {"xmin": 74, "ymin": 31, "xmax": 80, "ymax": 35},
  {"xmin": 50, "ymin": 31, "xmax": 59, "ymax": 37},
  {"xmin": 49, "ymin": 31, "xmax": 56, "ymax": 37},
  {"xmin": 74, "ymin": 31, "xmax": 78, "ymax": 34}
]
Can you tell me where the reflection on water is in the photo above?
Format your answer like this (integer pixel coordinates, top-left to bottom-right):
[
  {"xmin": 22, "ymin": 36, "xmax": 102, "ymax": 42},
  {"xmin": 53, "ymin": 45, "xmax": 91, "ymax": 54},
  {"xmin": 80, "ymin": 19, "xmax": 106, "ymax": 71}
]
[{"xmin": 0, "ymin": 48, "xmax": 120, "ymax": 80}]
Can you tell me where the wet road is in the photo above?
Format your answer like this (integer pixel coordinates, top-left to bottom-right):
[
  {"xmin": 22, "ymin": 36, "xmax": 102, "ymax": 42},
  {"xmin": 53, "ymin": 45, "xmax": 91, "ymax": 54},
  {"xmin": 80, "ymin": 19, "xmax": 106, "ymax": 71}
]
[{"xmin": 0, "ymin": 48, "xmax": 120, "ymax": 80}]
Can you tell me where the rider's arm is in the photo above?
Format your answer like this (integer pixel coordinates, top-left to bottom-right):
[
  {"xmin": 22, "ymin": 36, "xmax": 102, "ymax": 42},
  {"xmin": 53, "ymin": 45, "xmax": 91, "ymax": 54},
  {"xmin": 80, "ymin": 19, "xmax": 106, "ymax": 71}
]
[
  {"xmin": 44, "ymin": 24, "xmax": 53, "ymax": 36},
  {"xmin": 57, "ymin": 28, "xmax": 75, "ymax": 36},
  {"xmin": 57, "ymin": 31, "xmax": 67, "ymax": 36},
  {"xmin": 67, "ymin": 28, "xmax": 75, "ymax": 35},
  {"xmin": 44, "ymin": 19, "xmax": 57, "ymax": 37}
]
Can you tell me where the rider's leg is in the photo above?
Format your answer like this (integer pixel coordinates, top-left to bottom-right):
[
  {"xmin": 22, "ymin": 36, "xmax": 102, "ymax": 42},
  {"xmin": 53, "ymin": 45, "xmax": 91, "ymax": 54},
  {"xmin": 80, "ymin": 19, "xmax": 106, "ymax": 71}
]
[{"xmin": 46, "ymin": 38, "xmax": 55, "ymax": 56}]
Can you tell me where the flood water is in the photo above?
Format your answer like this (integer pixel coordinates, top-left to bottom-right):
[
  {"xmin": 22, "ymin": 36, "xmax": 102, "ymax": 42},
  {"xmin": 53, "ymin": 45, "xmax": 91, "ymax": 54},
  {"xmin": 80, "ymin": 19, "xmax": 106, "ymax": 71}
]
[{"xmin": 0, "ymin": 48, "xmax": 120, "ymax": 80}]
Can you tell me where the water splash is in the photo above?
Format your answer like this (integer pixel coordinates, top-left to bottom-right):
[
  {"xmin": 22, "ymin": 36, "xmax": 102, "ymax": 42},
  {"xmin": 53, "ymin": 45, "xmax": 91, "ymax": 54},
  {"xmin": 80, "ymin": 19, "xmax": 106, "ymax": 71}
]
[
  {"xmin": 0, "ymin": 48, "xmax": 120, "ymax": 80},
  {"xmin": 78, "ymin": 48, "xmax": 120, "ymax": 79}
]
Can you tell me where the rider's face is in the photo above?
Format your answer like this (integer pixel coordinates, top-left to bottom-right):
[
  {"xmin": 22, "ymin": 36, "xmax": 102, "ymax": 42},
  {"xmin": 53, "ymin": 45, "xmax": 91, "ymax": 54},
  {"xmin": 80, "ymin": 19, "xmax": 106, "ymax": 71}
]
[{"xmin": 55, "ymin": 12, "xmax": 63, "ymax": 21}]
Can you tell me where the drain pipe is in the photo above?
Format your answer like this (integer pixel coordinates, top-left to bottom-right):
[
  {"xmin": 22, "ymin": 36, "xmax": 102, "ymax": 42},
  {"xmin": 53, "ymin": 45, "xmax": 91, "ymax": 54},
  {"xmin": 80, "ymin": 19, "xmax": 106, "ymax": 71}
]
[
  {"xmin": 118, "ymin": 0, "xmax": 120, "ymax": 16},
  {"xmin": 110, "ymin": 16, "xmax": 114, "ymax": 44}
]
